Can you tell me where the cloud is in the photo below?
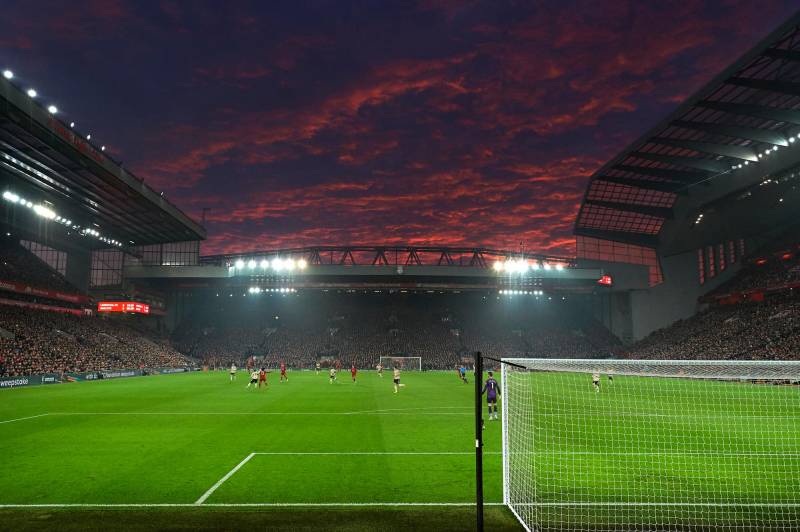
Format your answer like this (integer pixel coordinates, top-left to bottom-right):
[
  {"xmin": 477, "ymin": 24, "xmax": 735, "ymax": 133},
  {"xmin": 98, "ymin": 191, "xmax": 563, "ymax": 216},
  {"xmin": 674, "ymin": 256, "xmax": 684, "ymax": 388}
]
[{"xmin": 6, "ymin": 0, "xmax": 795, "ymax": 258}]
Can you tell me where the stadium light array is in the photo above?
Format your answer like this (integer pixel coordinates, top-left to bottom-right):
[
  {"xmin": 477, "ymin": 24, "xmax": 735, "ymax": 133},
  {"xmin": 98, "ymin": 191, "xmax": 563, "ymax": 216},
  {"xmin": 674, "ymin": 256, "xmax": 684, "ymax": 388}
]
[
  {"xmin": 233, "ymin": 256, "xmax": 309, "ymax": 273},
  {"xmin": 248, "ymin": 286, "xmax": 297, "ymax": 294},
  {"xmin": 2, "ymin": 189, "xmax": 121, "ymax": 246},
  {"xmin": 729, "ymin": 136, "xmax": 800, "ymax": 173},
  {"xmin": 499, "ymin": 289, "xmax": 544, "ymax": 296},
  {"xmin": 4, "ymin": 67, "xmax": 116, "ymax": 163},
  {"xmin": 494, "ymin": 258, "xmax": 566, "ymax": 274}
]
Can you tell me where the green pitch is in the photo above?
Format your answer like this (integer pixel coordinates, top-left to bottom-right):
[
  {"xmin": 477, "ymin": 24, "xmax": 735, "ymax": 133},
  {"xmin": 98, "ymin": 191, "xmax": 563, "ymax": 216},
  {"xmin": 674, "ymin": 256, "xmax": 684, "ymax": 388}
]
[
  {"xmin": 1, "ymin": 370, "xmax": 799, "ymax": 531},
  {"xmin": 0, "ymin": 370, "xmax": 517, "ymax": 531}
]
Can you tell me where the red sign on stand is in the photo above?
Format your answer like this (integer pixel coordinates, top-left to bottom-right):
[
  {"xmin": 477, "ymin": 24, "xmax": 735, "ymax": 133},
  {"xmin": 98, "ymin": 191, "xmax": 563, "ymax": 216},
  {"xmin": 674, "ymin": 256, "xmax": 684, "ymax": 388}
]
[{"xmin": 97, "ymin": 301, "xmax": 150, "ymax": 314}]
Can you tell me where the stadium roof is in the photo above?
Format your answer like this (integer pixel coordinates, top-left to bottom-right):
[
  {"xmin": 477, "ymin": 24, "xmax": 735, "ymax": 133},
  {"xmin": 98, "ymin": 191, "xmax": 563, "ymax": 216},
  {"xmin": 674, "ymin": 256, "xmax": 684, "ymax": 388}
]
[
  {"xmin": 0, "ymin": 77, "xmax": 205, "ymax": 248},
  {"xmin": 575, "ymin": 10, "xmax": 800, "ymax": 252}
]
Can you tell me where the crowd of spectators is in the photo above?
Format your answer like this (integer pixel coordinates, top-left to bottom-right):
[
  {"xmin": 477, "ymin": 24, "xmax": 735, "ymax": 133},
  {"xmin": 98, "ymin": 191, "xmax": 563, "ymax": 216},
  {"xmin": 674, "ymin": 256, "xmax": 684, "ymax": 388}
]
[
  {"xmin": 710, "ymin": 237, "xmax": 800, "ymax": 296},
  {"xmin": 0, "ymin": 306, "xmax": 191, "ymax": 377},
  {"xmin": 628, "ymin": 291, "xmax": 800, "ymax": 361},
  {"xmin": 173, "ymin": 293, "xmax": 618, "ymax": 369}
]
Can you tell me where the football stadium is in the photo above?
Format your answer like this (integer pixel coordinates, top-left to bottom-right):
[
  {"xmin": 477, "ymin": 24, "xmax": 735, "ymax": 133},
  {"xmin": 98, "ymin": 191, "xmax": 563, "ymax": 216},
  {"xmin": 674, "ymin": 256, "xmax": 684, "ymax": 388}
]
[{"xmin": 3, "ymin": 6, "xmax": 800, "ymax": 532}]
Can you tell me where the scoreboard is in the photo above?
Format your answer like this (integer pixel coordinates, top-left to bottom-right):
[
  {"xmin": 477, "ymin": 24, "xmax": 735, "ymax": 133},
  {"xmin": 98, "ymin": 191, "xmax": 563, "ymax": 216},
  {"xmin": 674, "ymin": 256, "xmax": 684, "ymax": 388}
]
[{"xmin": 97, "ymin": 301, "xmax": 150, "ymax": 314}]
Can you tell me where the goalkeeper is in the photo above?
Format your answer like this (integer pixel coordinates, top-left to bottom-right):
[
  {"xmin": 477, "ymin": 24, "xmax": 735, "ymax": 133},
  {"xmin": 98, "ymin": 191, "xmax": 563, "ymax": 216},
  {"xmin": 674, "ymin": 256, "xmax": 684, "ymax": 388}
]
[{"xmin": 481, "ymin": 371, "xmax": 500, "ymax": 420}]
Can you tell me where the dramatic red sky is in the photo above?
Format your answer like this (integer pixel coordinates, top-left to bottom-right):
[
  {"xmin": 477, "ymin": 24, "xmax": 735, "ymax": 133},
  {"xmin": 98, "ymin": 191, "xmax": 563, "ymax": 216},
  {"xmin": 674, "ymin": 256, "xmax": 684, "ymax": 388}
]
[{"xmin": 3, "ymin": 1, "xmax": 798, "ymax": 256}]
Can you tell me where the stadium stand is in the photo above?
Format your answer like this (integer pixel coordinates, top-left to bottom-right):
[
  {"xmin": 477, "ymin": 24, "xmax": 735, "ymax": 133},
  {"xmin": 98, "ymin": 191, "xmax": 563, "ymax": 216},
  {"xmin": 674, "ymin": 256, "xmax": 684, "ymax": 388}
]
[
  {"xmin": 0, "ymin": 240, "xmax": 80, "ymax": 296},
  {"xmin": 0, "ymin": 242, "xmax": 191, "ymax": 377},
  {"xmin": 628, "ymin": 235, "xmax": 800, "ymax": 360},
  {"xmin": 171, "ymin": 293, "xmax": 620, "ymax": 370},
  {"xmin": 0, "ymin": 306, "xmax": 190, "ymax": 377}
]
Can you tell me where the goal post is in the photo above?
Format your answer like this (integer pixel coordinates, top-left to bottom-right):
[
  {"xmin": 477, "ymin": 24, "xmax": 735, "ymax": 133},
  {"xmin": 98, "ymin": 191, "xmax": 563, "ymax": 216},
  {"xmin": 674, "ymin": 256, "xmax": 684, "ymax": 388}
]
[
  {"xmin": 500, "ymin": 358, "xmax": 800, "ymax": 531},
  {"xmin": 379, "ymin": 356, "xmax": 422, "ymax": 371}
]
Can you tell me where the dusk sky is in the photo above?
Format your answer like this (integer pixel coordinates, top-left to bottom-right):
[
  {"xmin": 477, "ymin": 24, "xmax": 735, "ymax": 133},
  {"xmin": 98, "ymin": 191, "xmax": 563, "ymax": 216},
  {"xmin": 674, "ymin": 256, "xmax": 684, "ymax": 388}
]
[{"xmin": 3, "ymin": 1, "xmax": 798, "ymax": 256}]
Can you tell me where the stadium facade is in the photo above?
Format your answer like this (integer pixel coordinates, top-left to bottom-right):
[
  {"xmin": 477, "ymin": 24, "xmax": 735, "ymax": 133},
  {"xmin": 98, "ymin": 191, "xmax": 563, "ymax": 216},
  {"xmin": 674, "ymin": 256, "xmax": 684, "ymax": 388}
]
[{"xmin": 2, "ymin": 11, "xmax": 800, "ymax": 347}]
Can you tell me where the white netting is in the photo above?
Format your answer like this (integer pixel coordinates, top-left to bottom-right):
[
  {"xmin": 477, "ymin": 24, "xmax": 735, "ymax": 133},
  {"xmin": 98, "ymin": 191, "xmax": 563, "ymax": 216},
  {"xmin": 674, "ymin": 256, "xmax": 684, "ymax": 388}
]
[
  {"xmin": 379, "ymin": 356, "xmax": 422, "ymax": 371},
  {"xmin": 501, "ymin": 359, "xmax": 800, "ymax": 531}
]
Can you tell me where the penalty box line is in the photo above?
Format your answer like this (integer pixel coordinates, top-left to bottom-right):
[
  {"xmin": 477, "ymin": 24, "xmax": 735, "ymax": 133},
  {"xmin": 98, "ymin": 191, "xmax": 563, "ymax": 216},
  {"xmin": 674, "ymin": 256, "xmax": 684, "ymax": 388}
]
[
  {"xmin": 194, "ymin": 451, "xmax": 502, "ymax": 506},
  {"xmin": 195, "ymin": 453, "xmax": 256, "ymax": 505}
]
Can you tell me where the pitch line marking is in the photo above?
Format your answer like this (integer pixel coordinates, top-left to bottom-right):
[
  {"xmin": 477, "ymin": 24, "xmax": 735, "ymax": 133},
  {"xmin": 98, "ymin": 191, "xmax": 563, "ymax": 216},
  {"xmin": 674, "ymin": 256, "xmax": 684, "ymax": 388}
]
[
  {"xmin": 195, "ymin": 453, "xmax": 255, "ymax": 505},
  {"xmin": 0, "ymin": 413, "xmax": 48, "ymax": 424},
  {"xmin": 254, "ymin": 451, "xmax": 503, "ymax": 456},
  {"xmin": 4, "ymin": 502, "xmax": 800, "ymax": 508},
  {"xmin": 47, "ymin": 409, "xmax": 472, "ymax": 417},
  {"xmin": 0, "ymin": 502, "xmax": 506, "ymax": 508}
]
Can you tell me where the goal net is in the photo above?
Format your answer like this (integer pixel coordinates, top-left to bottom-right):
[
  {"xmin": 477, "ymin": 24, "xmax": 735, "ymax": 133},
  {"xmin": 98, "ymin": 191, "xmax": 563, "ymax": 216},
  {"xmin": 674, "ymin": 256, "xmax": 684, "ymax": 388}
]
[
  {"xmin": 501, "ymin": 358, "xmax": 800, "ymax": 531},
  {"xmin": 379, "ymin": 356, "xmax": 422, "ymax": 371}
]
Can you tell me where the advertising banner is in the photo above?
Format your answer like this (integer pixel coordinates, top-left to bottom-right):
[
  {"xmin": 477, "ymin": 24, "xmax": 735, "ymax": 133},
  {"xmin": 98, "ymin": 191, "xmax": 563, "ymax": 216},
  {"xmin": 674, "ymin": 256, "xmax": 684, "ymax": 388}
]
[
  {"xmin": 0, "ymin": 297, "xmax": 86, "ymax": 316},
  {"xmin": 0, "ymin": 373, "xmax": 61, "ymax": 389},
  {"xmin": 0, "ymin": 279, "xmax": 89, "ymax": 305}
]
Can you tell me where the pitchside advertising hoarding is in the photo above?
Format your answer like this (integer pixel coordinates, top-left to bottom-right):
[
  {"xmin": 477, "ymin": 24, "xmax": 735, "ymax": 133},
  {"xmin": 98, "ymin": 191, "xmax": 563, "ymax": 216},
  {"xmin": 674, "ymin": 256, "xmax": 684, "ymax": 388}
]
[
  {"xmin": 97, "ymin": 301, "xmax": 150, "ymax": 314},
  {"xmin": 0, "ymin": 368, "xmax": 195, "ymax": 388}
]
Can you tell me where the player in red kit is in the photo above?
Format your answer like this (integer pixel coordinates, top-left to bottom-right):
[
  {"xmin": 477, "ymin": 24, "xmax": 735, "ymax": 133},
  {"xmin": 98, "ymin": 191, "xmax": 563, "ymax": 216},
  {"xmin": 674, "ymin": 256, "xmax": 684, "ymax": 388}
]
[
  {"xmin": 351, "ymin": 364, "xmax": 357, "ymax": 383},
  {"xmin": 280, "ymin": 362, "xmax": 288, "ymax": 383},
  {"xmin": 258, "ymin": 367, "xmax": 267, "ymax": 388}
]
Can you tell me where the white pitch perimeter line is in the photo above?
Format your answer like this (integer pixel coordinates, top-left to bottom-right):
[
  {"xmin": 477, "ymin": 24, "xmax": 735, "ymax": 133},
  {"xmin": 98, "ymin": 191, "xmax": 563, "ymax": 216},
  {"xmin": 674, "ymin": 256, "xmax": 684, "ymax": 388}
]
[
  {"xmin": 0, "ymin": 502, "xmax": 506, "ymax": 508},
  {"xmin": 0, "ymin": 413, "xmax": 48, "ymax": 424},
  {"xmin": 49, "ymin": 411, "xmax": 471, "ymax": 416},
  {"xmin": 254, "ymin": 452, "xmax": 502, "ymax": 456},
  {"xmin": 195, "ymin": 453, "xmax": 256, "ymax": 505}
]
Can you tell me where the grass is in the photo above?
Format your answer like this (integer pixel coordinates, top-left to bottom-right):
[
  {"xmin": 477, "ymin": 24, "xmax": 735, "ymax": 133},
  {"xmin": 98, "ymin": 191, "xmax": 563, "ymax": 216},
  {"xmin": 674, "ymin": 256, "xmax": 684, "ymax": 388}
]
[
  {"xmin": 2, "ymin": 369, "xmax": 799, "ymax": 530},
  {"xmin": 0, "ymin": 370, "xmax": 513, "ymax": 531}
]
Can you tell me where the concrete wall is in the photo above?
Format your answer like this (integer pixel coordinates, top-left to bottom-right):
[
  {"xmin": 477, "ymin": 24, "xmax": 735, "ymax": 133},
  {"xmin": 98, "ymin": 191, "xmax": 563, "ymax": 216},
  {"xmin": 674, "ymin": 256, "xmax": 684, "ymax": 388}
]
[{"xmin": 628, "ymin": 249, "xmax": 741, "ymax": 341}]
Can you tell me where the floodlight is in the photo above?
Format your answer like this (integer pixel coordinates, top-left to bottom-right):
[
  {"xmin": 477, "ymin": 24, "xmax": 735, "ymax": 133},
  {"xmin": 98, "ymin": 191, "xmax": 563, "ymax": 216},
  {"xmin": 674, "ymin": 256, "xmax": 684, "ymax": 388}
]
[
  {"xmin": 47, "ymin": 105, "xmax": 57, "ymax": 114},
  {"xmin": 555, "ymin": 264, "xmax": 564, "ymax": 271},
  {"xmin": 33, "ymin": 205, "xmax": 56, "ymax": 219},
  {"xmin": 531, "ymin": 262, "xmax": 540, "ymax": 270},
  {"xmin": 271, "ymin": 257, "xmax": 283, "ymax": 270},
  {"xmin": 69, "ymin": 122, "xmax": 75, "ymax": 128},
  {"xmin": 235, "ymin": 259, "xmax": 244, "ymax": 269},
  {"xmin": 493, "ymin": 261, "xmax": 503, "ymax": 272},
  {"xmin": 260, "ymin": 259, "xmax": 269, "ymax": 268},
  {"xmin": 26, "ymin": 88, "xmax": 36, "ymax": 98},
  {"xmin": 298, "ymin": 258, "xmax": 307, "ymax": 270},
  {"xmin": 543, "ymin": 263, "xmax": 551, "ymax": 270},
  {"xmin": 248, "ymin": 259, "xmax": 256, "ymax": 269},
  {"xmin": 2, "ymin": 70, "xmax": 12, "ymax": 79},
  {"xmin": 2, "ymin": 191, "xmax": 19, "ymax": 203},
  {"xmin": 285, "ymin": 258, "xmax": 296, "ymax": 270}
]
